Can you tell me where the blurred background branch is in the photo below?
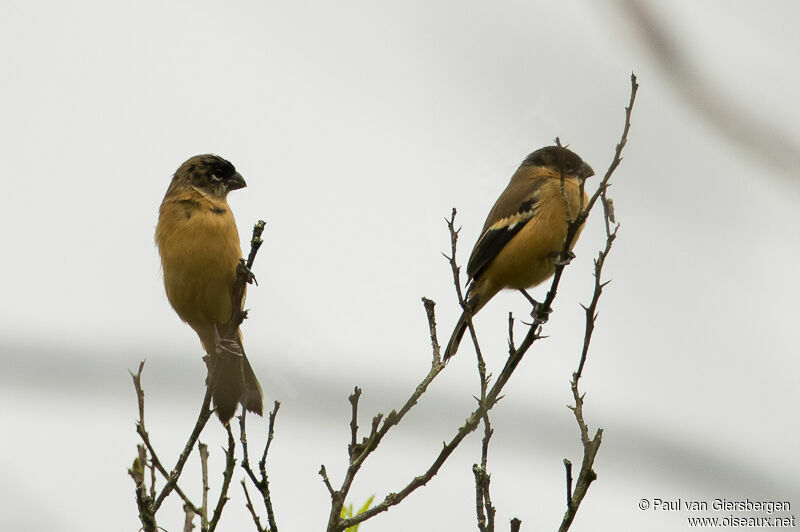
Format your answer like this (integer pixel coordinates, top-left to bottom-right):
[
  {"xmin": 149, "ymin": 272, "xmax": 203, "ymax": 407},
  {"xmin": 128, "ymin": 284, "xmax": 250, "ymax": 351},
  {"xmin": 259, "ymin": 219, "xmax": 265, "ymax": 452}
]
[{"xmin": 617, "ymin": 0, "xmax": 800, "ymax": 178}]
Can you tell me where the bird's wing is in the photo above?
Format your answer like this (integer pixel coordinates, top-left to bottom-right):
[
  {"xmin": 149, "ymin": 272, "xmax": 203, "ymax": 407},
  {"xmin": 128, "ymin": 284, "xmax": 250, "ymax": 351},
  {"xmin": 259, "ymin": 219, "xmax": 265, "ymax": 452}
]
[{"xmin": 466, "ymin": 178, "xmax": 544, "ymax": 282}]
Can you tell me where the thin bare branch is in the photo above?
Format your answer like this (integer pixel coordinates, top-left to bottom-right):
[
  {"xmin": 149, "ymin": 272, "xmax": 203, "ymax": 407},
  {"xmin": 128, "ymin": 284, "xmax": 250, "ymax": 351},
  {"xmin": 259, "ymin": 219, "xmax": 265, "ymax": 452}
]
[
  {"xmin": 132, "ymin": 217, "xmax": 268, "ymax": 530},
  {"xmin": 228, "ymin": 220, "xmax": 266, "ymax": 335},
  {"xmin": 131, "ymin": 363, "xmax": 202, "ymax": 516},
  {"xmin": 240, "ymin": 402, "xmax": 281, "ymax": 532},
  {"xmin": 348, "ymin": 387, "xmax": 362, "ymax": 459},
  {"xmin": 558, "ymin": 382, "xmax": 603, "ymax": 531},
  {"xmin": 200, "ymin": 443, "xmax": 210, "ymax": 530},
  {"xmin": 242, "ymin": 481, "xmax": 266, "ymax": 532},
  {"xmin": 318, "ymin": 75, "xmax": 639, "ymax": 532},
  {"xmin": 260, "ymin": 402, "xmax": 281, "ymax": 532},
  {"xmin": 326, "ymin": 298, "xmax": 447, "ymax": 531},
  {"xmin": 563, "ymin": 459, "xmax": 573, "ymax": 508},
  {"xmin": 130, "ymin": 443, "xmax": 157, "ymax": 532},
  {"xmin": 446, "ymin": 208, "xmax": 485, "ymax": 363},
  {"xmin": 208, "ymin": 425, "xmax": 236, "ymax": 532},
  {"xmin": 338, "ymin": 74, "xmax": 638, "ymax": 531},
  {"xmin": 153, "ymin": 388, "xmax": 213, "ymax": 511},
  {"xmin": 556, "ymin": 73, "xmax": 638, "ymax": 532},
  {"xmin": 319, "ymin": 465, "xmax": 335, "ymax": 498},
  {"xmin": 183, "ymin": 503, "xmax": 196, "ymax": 532},
  {"xmin": 422, "ymin": 297, "xmax": 442, "ymax": 364}
]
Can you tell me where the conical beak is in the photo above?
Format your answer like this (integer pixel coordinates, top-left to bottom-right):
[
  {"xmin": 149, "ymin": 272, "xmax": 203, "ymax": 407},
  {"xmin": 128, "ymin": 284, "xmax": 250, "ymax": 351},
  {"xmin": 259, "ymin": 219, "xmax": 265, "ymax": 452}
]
[
  {"xmin": 227, "ymin": 171, "xmax": 247, "ymax": 190},
  {"xmin": 580, "ymin": 162, "xmax": 595, "ymax": 179}
]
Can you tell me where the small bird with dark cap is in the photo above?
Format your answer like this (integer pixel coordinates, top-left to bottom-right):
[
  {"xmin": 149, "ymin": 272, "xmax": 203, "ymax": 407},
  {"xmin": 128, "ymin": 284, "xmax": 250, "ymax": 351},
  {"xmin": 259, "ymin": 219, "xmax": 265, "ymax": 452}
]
[
  {"xmin": 155, "ymin": 154, "xmax": 264, "ymax": 422},
  {"xmin": 444, "ymin": 145, "xmax": 594, "ymax": 361}
]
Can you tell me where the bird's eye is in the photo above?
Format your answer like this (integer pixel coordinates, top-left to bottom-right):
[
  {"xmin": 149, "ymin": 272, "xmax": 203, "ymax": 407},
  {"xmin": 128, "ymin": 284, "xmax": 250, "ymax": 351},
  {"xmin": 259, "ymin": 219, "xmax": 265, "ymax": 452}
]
[{"xmin": 210, "ymin": 174, "xmax": 222, "ymax": 182}]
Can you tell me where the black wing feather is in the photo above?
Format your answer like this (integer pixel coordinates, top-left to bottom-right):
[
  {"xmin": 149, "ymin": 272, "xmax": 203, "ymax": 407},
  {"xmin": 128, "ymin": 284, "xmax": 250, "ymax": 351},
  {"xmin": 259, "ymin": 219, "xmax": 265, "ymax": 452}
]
[
  {"xmin": 466, "ymin": 176, "xmax": 544, "ymax": 282},
  {"xmin": 466, "ymin": 210, "xmax": 534, "ymax": 281}
]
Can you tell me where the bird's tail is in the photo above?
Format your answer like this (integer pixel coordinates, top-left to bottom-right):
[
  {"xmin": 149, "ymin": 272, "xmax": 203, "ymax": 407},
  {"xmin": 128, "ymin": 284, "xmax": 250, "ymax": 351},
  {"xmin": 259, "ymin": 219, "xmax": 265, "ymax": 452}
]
[
  {"xmin": 210, "ymin": 332, "xmax": 264, "ymax": 423},
  {"xmin": 444, "ymin": 282, "xmax": 496, "ymax": 361},
  {"xmin": 443, "ymin": 311, "xmax": 469, "ymax": 362}
]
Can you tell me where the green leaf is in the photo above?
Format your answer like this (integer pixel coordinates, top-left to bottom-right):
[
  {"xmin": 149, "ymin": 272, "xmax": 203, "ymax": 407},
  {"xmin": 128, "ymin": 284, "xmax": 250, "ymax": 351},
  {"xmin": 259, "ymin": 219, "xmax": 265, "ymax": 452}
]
[{"xmin": 342, "ymin": 495, "xmax": 375, "ymax": 532}]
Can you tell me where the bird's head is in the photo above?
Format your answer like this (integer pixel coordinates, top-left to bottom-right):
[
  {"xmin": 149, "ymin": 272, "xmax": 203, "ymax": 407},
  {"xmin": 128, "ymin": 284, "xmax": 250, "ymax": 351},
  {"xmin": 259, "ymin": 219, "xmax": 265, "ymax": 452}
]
[
  {"xmin": 173, "ymin": 154, "xmax": 246, "ymax": 198},
  {"xmin": 521, "ymin": 146, "xmax": 594, "ymax": 180}
]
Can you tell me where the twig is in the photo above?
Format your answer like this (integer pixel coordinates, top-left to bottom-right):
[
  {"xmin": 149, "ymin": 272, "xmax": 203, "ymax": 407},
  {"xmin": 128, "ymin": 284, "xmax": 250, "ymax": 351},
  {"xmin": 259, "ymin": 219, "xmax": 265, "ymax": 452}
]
[
  {"xmin": 319, "ymin": 465, "xmax": 336, "ymax": 498},
  {"xmin": 131, "ymin": 219, "xmax": 267, "ymax": 530},
  {"xmin": 556, "ymin": 236, "xmax": 613, "ymax": 531},
  {"xmin": 183, "ymin": 503, "xmax": 196, "ymax": 532},
  {"xmin": 348, "ymin": 387, "xmax": 362, "ymax": 459},
  {"xmin": 445, "ymin": 209, "xmax": 485, "ymax": 362},
  {"xmin": 422, "ymin": 297, "xmax": 442, "ymax": 363},
  {"xmin": 330, "ymin": 76, "xmax": 638, "ymax": 532},
  {"xmin": 510, "ymin": 517, "xmax": 522, "ymax": 532},
  {"xmin": 132, "ymin": 361, "xmax": 146, "ymax": 424},
  {"xmin": 130, "ymin": 444, "xmax": 157, "ymax": 532},
  {"xmin": 154, "ymin": 388, "xmax": 213, "ymax": 511},
  {"xmin": 131, "ymin": 362, "xmax": 202, "ymax": 516},
  {"xmin": 507, "ymin": 312, "xmax": 515, "ymax": 355},
  {"xmin": 203, "ymin": 220, "xmax": 267, "ymax": 424},
  {"xmin": 334, "ymin": 161, "xmax": 601, "ymax": 529},
  {"xmin": 557, "ymin": 73, "xmax": 638, "ymax": 532},
  {"xmin": 473, "ymin": 460, "xmax": 495, "ymax": 532},
  {"xmin": 246, "ymin": 220, "xmax": 266, "ymax": 270},
  {"xmin": 208, "ymin": 425, "xmax": 237, "ymax": 532},
  {"xmin": 260, "ymin": 403, "xmax": 281, "ymax": 532},
  {"xmin": 334, "ymin": 271, "xmax": 521, "ymax": 530},
  {"xmin": 240, "ymin": 402, "xmax": 281, "ymax": 532},
  {"xmin": 458, "ymin": 217, "xmax": 495, "ymax": 532},
  {"xmin": 199, "ymin": 443, "xmax": 210, "ymax": 530},
  {"xmin": 325, "ymin": 298, "xmax": 447, "ymax": 531},
  {"xmin": 339, "ymin": 75, "xmax": 637, "ymax": 531},
  {"xmin": 558, "ymin": 382, "xmax": 603, "ymax": 532},
  {"xmin": 563, "ymin": 459, "xmax": 573, "ymax": 508},
  {"xmin": 136, "ymin": 423, "xmax": 202, "ymax": 516},
  {"xmin": 156, "ymin": 219, "xmax": 267, "ymax": 511},
  {"xmin": 242, "ymin": 481, "xmax": 266, "ymax": 532},
  {"xmin": 227, "ymin": 220, "xmax": 266, "ymax": 336},
  {"xmin": 149, "ymin": 449, "xmax": 157, "ymax": 500},
  {"xmin": 493, "ymin": 74, "xmax": 639, "ymax": 400}
]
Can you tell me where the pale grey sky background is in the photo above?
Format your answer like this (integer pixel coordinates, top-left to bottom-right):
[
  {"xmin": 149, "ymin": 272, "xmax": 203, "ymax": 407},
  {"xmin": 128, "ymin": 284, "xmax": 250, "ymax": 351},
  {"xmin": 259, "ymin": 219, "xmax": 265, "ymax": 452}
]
[{"xmin": 1, "ymin": 1, "xmax": 798, "ymax": 531}]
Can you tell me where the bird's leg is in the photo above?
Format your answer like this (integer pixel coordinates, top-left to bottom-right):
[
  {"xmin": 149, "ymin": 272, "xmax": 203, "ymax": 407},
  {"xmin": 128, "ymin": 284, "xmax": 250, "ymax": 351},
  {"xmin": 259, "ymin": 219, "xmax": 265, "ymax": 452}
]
[
  {"xmin": 519, "ymin": 289, "xmax": 537, "ymax": 307},
  {"xmin": 519, "ymin": 289, "xmax": 552, "ymax": 323}
]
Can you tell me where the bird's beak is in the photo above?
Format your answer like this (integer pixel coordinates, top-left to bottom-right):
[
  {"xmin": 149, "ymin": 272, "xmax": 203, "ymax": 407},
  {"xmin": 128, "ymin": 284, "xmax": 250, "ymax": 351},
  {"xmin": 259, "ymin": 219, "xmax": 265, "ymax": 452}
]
[
  {"xmin": 580, "ymin": 162, "xmax": 595, "ymax": 179},
  {"xmin": 227, "ymin": 172, "xmax": 247, "ymax": 190}
]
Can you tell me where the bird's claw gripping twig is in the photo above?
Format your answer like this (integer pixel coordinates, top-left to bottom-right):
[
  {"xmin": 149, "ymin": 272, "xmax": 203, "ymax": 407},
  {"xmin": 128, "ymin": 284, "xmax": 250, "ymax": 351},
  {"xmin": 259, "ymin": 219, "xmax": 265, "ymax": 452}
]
[{"xmin": 553, "ymin": 251, "xmax": 576, "ymax": 266}]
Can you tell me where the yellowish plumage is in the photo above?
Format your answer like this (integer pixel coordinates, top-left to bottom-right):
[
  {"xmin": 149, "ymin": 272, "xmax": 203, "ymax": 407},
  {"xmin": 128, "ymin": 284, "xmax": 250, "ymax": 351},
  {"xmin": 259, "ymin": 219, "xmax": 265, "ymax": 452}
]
[
  {"xmin": 444, "ymin": 146, "xmax": 594, "ymax": 360},
  {"xmin": 156, "ymin": 189, "xmax": 242, "ymax": 352},
  {"xmin": 155, "ymin": 154, "xmax": 263, "ymax": 422},
  {"xmin": 469, "ymin": 171, "xmax": 587, "ymax": 311}
]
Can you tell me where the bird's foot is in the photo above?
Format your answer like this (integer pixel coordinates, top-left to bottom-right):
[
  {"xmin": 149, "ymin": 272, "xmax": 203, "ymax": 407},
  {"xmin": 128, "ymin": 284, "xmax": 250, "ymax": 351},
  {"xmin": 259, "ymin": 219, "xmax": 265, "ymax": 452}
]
[
  {"xmin": 238, "ymin": 259, "xmax": 257, "ymax": 286},
  {"xmin": 531, "ymin": 300, "xmax": 552, "ymax": 323},
  {"xmin": 519, "ymin": 289, "xmax": 552, "ymax": 323},
  {"xmin": 212, "ymin": 324, "xmax": 243, "ymax": 361},
  {"xmin": 553, "ymin": 251, "xmax": 576, "ymax": 266},
  {"xmin": 216, "ymin": 338, "xmax": 244, "ymax": 359}
]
